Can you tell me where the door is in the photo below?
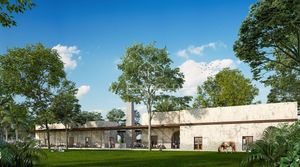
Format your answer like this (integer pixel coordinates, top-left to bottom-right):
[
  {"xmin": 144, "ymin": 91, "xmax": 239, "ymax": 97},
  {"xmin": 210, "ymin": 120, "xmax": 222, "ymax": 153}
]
[
  {"xmin": 151, "ymin": 135, "xmax": 158, "ymax": 148},
  {"xmin": 68, "ymin": 137, "xmax": 74, "ymax": 147},
  {"xmin": 194, "ymin": 137, "xmax": 203, "ymax": 150}
]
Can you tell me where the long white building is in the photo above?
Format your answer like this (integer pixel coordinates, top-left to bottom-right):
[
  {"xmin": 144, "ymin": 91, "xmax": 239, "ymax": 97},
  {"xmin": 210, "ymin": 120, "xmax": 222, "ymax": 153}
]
[{"xmin": 35, "ymin": 102, "xmax": 298, "ymax": 151}]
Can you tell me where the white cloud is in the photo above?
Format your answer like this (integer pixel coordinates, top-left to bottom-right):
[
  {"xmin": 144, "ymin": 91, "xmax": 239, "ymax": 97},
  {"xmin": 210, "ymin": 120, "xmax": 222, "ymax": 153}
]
[
  {"xmin": 177, "ymin": 42, "xmax": 226, "ymax": 58},
  {"xmin": 179, "ymin": 59, "xmax": 235, "ymax": 96},
  {"xmin": 52, "ymin": 44, "xmax": 80, "ymax": 70},
  {"xmin": 76, "ymin": 85, "xmax": 90, "ymax": 98}
]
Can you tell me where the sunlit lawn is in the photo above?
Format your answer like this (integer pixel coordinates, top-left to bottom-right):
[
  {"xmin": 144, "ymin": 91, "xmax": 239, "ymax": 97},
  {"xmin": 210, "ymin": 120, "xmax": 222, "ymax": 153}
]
[{"xmin": 36, "ymin": 150, "xmax": 246, "ymax": 167}]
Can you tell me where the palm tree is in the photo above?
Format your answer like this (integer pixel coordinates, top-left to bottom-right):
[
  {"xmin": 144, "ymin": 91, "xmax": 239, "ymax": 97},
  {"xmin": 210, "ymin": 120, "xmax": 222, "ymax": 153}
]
[
  {"xmin": 3, "ymin": 103, "xmax": 28, "ymax": 141},
  {"xmin": 0, "ymin": 139, "xmax": 47, "ymax": 167}
]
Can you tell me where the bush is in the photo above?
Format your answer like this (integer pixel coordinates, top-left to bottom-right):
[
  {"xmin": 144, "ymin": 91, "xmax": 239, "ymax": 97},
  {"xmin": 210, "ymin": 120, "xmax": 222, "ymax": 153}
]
[
  {"xmin": 241, "ymin": 121, "xmax": 300, "ymax": 167},
  {"xmin": 0, "ymin": 139, "xmax": 46, "ymax": 167}
]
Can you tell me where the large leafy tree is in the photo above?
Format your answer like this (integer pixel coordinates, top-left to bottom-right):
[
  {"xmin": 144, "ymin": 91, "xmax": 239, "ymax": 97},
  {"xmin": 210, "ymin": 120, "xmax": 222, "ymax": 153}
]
[
  {"xmin": 193, "ymin": 68, "xmax": 258, "ymax": 108},
  {"xmin": 264, "ymin": 58, "xmax": 300, "ymax": 109},
  {"xmin": 106, "ymin": 108, "xmax": 126, "ymax": 125},
  {"xmin": 0, "ymin": 0, "xmax": 35, "ymax": 27},
  {"xmin": 51, "ymin": 80, "xmax": 81, "ymax": 149},
  {"xmin": 233, "ymin": 0, "xmax": 300, "ymax": 80},
  {"xmin": 110, "ymin": 43, "xmax": 184, "ymax": 150},
  {"xmin": 0, "ymin": 44, "xmax": 66, "ymax": 149}
]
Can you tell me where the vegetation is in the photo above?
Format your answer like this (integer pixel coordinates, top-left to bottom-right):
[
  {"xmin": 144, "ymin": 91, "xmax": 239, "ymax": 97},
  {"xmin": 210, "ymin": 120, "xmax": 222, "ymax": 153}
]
[
  {"xmin": 110, "ymin": 43, "xmax": 185, "ymax": 150},
  {"xmin": 233, "ymin": 0, "xmax": 300, "ymax": 80},
  {"xmin": 193, "ymin": 68, "xmax": 258, "ymax": 108},
  {"xmin": 77, "ymin": 111, "xmax": 104, "ymax": 122},
  {"xmin": 51, "ymin": 80, "xmax": 81, "ymax": 150},
  {"xmin": 37, "ymin": 150, "xmax": 246, "ymax": 167},
  {"xmin": 154, "ymin": 95, "xmax": 192, "ymax": 112},
  {"xmin": 0, "ymin": 0, "xmax": 35, "ymax": 27},
  {"xmin": 241, "ymin": 121, "xmax": 300, "ymax": 167},
  {"xmin": 106, "ymin": 108, "xmax": 126, "ymax": 125},
  {"xmin": 0, "ymin": 139, "xmax": 46, "ymax": 167}
]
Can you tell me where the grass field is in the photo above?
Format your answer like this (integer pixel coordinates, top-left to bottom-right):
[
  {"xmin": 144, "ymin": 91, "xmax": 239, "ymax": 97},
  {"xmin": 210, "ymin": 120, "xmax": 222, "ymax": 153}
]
[{"xmin": 36, "ymin": 150, "xmax": 246, "ymax": 167}]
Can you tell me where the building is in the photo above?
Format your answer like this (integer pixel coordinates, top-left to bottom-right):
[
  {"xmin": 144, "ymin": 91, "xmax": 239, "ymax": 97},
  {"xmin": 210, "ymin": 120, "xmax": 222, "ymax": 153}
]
[{"xmin": 35, "ymin": 102, "xmax": 298, "ymax": 151}]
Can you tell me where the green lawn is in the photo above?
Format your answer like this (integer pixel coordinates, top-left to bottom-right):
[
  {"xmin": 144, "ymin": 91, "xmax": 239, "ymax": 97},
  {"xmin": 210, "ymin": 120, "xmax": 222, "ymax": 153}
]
[{"xmin": 36, "ymin": 150, "xmax": 246, "ymax": 167}]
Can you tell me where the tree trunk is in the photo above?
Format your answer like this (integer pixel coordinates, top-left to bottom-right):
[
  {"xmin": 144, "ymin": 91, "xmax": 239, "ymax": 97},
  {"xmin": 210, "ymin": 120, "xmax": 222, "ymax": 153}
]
[
  {"xmin": 5, "ymin": 128, "xmax": 8, "ymax": 141},
  {"xmin": 148, "ymin": 112, "xmax": 152, "ymax": 151},
  {"xmin": 65, "ymin": 125, "xmax": 69, "ymax": 150},
  {"xmin": 45, "ymin": 123, "xmax": 51, "ymax": 150},
  {"xmin": 15, "ymin": 129, "xmax": 18, "ymax": 141}
]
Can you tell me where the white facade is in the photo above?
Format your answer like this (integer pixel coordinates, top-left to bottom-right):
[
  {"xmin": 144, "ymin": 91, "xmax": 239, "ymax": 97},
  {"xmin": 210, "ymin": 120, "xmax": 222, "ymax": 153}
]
[
  {"xmin": 141, "ymin": 102, "xmax": 298, "ymax": 151},
  {"xmin": 35, "ymin": 102, "xmax": 298, "ymax": 151}
]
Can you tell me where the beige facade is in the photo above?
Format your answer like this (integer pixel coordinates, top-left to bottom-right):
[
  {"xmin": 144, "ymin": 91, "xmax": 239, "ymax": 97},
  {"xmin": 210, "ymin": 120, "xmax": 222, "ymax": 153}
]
[
  {"xmin": 141, "ymin": 102, "xmax": 298, "ymax": 151},
  {"xmin": 35, "ymin": 102, "xmax": 298, "ymax": 151}
]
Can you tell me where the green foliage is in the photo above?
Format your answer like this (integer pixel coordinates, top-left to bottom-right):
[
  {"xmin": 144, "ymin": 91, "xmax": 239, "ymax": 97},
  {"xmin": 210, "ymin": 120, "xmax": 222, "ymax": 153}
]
[
  {"xmin": 110, "ymin": 43, "xmax": 185, "ymax": 150},
  {"xmin": 262, "ymin": 55, "xmax": 300, "ymax": 109},
  {"xmin": 0, "ymin": 139, "xmax": 46, "ymax": 167},
  {"xmin": 0, "ymin": 43, "xmax": 66, "ymax": 149},
  {"xmin": 106, "ymin": 108, "xmax": 126, "ymax": 125},
  {"xmin": 51, "ymin": 80, "xmax": 81, "ymax": 128},
  {"xmin": 154, "ymin": 95, "xmax": 192, "ymax": 112},
  {"xmin": 77, "ymin": 111, "xmax": 104, "ymax": 122},
  {"xmin": 241, "ymin": 122, "xmax": 300, "ymax": 167},
  {"xmin": 0, "ymin": 0, "xmax": 35, "ymax": 27},
  {"xmin": 233, "ymin": 0, "xmax": 300, "ymax": 80},
  {"xmin": 193, "ymin": 68, "xmax": 258, "ymax": 108},
  {"xmin": 110, "ymin": 43, "xmax": 184, "ymax": 106}
]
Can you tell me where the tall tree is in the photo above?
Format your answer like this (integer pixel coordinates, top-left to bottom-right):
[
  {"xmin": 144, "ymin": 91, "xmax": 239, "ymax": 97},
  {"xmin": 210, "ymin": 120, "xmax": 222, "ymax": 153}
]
[
  {"xmin": 233, "ymin": 0, "xmax": 300, "ymax": 80},
  {"xmin": 106, "ymin": 108, "xmax": 126, "ymax": 125},
  {"xmin": 193, "ymin": 68, "xmax": 258, "ymax": 108},
  {"xmin": 51, "ymin": 80, "xmax": 81, "ymax": 149},
  {"xmin": 110, "ymin": 43, "xmax": 184, "ymax": 150},
  {"xmin": 0, "ymin": 0, "xmax": 35, "ymax": 27},
  {"xmin": 0, "ymin": 44, "xmax": 66, "ymax": 149}
]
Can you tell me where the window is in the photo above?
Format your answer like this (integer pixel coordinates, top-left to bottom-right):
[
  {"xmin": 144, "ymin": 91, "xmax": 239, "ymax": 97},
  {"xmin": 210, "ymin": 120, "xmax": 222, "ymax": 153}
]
[
  {"xmin": 242, "ymin": 136, "xmax": 253, "ymax": 150},
  {"xmin": 194, "ymin": 137, "xmax": 203, "ymax": 150}
]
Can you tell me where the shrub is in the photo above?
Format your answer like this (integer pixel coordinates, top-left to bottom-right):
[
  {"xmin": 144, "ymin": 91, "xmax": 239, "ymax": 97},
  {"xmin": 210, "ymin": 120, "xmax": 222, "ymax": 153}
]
[{"xmin": 0, "ymin": 139, "xmax": 46, "ymax": 167}]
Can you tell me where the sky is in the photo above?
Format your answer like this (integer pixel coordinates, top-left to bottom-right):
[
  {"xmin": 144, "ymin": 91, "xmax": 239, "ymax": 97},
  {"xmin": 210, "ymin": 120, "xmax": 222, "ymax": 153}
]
[{"xmin": 0, "ymin": 0, "xmax": 269, "ymax": 117}]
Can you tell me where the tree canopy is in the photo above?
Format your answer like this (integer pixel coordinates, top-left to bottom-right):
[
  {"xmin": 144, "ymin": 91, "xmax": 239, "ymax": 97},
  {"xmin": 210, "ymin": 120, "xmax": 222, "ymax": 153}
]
[
  {"xmin": 110, "ymin": 43, "xmax": 185, "ymax": 150},
  {"xmin": 233, "ymin": 0, "xmax": 300, "ymax": 80},
  {"xmin": 193, "ymin": 68, "xmax": 258, "ymax": 108},
  {"xmin": 0, "ymin": 0, "xmax": 35, "ymax": 27},
  {"xmin": 106, "ymin": 108, "xmax": 126, "ymax": 125},
  {"xmin": 154, "ymin": 95, "xmax": 192, "ymax": 112}
]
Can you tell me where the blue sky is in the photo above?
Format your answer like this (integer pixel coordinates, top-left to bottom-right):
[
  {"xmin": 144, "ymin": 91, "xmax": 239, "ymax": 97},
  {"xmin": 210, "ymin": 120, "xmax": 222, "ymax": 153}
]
[{"xmin": 0, "ymin": 0, "xmax": 268, "ymax": 116}]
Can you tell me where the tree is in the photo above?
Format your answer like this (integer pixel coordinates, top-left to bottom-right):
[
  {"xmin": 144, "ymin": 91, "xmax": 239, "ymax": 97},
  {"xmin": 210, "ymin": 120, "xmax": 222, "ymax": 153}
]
[
  {"xmin": 51, "ymin": 80, "xmax": 81, "ymax": 149},
  {"xmin": 78, "ymin": 111, "xmax": 104, "ymax": 122},
  {"xmin": 193, "ymin": 68, "xmax": 258, "ymax": 108},
  {"xmin": 3, "ymin": 103, "xmax": 29, "ymax": 141},
  {"xmin": 106, "ymin": 108, "xmax": 126, "ymax": 125},
  {"xmin": 110, "ymin": 43, "xmax": 184, "ymax": 150},
  {"xmin": 154, "ymin": 95, "xmax": 192, "ymax": 112},
  {"xmin": 0, "ymin": 44, "xmax": 66, "ymax": 149},
  {"xmin": 134, "ymin": 110, "xmax": 140, "ymax": 125},
  {"xmin": 0, "ymin": 0, "xmax": 35, "ymax": 27},
  {"xmin": 233, "ymin": 0, "xmax": 300, "ymax": 80}
]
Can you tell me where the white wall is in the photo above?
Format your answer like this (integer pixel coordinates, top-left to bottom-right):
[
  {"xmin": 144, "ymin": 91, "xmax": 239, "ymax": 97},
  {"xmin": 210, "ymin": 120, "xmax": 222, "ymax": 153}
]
[{"xmin": 141, "ymin": 102, "xmax": 297, "ymax": 125}]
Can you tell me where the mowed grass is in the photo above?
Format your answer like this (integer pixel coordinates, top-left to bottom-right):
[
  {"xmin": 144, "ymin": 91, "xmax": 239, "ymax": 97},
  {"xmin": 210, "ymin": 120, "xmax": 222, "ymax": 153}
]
[{"xmin": 36, "ymin": 150, "xmax": 246, "ymax": 167}]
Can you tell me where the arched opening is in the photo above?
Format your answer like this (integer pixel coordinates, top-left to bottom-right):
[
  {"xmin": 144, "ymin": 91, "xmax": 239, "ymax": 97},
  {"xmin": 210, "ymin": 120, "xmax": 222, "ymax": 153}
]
[{"xmin": 171, "ymin": 131, "xmax": 180, "ymax": 149}]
